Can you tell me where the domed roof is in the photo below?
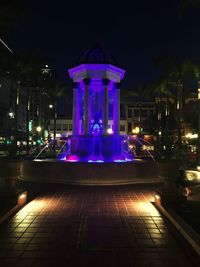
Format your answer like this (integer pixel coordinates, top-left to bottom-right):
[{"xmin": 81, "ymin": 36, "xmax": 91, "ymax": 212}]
[{"xmin": 77, "ymin": 44, "xmax": 117, "ymax": 65}]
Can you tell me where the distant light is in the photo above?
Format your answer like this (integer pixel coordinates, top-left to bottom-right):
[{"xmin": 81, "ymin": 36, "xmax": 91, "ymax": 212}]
[
  {"xmin": 107, "ymin": 128, "xmax": 113, "ymax": 134},
  {"xmin": 45, "ymin": 64, "xmax": 49, "ymax": 68},
  {"xmin": 36, "ymin": 126, "xmax": 42, "ymax": 132},
  {"xmin": 158, "ymin": 131, "xmax": 162, "ymax": 136},
  {"xmin": 177, "ymin": 101, "xmax": 180, "ymax": 110},
  {"xmin": 185, "ymin": 133, "xmax": 197, "ymax": 139},
  {"xmin": 19, "ymin": 193, "xmax": 26, "ymax": 200},
  {"xmin": 49, "ymin": 104, "xmax": 53, "ymax": 109},
  {"xmin": 8, "ymin": 111, "xmax": 14, "ymax": 118},
  {"xmin": 132, "ymin": 127, "xmax": 140, "ymax": 134},
  {"xmin": 29, "ymin": 121, "xmax": 32, "ymax": 131}
]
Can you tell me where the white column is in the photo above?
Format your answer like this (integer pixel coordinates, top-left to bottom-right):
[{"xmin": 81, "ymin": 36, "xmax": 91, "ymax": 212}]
[
  {"xmin": 84, "ymin": 79, "xmax": 90, "ymax": 134},
  {"xmin": 102, "ymin": 79, "xmax": 109, "ymax": 134},
  {"xmin": 113, "ymin": 83, "xmax": 120, "ymax": 134},
  {"xmin": 72, "ymin": 83, "xmax": 80, "ymax": 135}
]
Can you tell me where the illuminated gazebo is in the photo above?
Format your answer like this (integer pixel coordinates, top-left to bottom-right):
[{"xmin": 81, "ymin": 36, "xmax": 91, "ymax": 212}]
[{"xmin": 68, "ymin": 45, "xmax": 126, "ymax": 161}]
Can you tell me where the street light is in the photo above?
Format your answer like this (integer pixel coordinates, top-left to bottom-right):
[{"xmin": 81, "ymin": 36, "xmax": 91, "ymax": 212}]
[
  {"xmin": 36, "ymin": 126, "xmax": 42, "ymax": 145},
  {"xmin": 8, "ymin": 111, "xmax": 14, "ymax": 119},
  {"xmin": 132, "ymin": 127, "xmax": 140, "ymax": 134},
  {"xmin": 107, "ymin": 128, "xmax": 113, "ymax": 134},
  {"xmin": 36, "ymin": 126, "xmax": 42, "ymax": 132},
  {"xmin": 49, "ymin": 104, "xmax": 53, "ymax": 109}
]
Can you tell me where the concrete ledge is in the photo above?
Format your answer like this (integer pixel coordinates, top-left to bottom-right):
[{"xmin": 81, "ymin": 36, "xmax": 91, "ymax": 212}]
[
  {"xmin": 0, "ymin": 191, "xmax": 28, "ymax": 225},
  {"xmin": 20, "ymin": 159, "xmax": 161, "ymax": 185},
  {"xmin": 155, "ymin": 202, "xmax": 200, "ymax": 257},
  {"xmin": 0, "ymin": 205, "xmax": 19, "ymax": 225},
  {"xmin": 0, "ymin": 159, "xmax": 22, "ymax": 179}
]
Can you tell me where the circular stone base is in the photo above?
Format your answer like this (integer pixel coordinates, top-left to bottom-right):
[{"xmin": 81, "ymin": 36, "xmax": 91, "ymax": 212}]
[{"xmin": 19, "ymin": 159, "xmax": 163, "ymax": 185}]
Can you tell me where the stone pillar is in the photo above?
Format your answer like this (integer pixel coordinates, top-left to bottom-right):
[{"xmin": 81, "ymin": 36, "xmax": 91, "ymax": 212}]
[
  {"xmin": 113, "ymin": 83, "xmax": 120, "ymax": 134},
  {"xmin": 72, "ymin": 82, "xmax": 80, "ymax": 135},
  {"xmin": 83, "ymin": 78, "xmax": 91, "ymax": 135},
  {"xmin": 102, "ymin": 79, "xmax": 109, "ymax": 134}
]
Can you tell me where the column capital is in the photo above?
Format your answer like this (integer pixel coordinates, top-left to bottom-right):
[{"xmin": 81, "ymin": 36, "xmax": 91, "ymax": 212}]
[
  {"xmin": 102, "ymin": 78, "xmax": 110, "ymax": 86},
  {"xmin": 83, "ymin": 78, "xmax": 91, "ymax": 86}
]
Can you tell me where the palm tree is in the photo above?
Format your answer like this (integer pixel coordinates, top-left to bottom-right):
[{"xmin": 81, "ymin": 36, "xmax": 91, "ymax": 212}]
[
  {"xmin": 154, "ymin": 58, "xmax": 194, "ymax": 147},
  {"xmin": 0, "ymin": 51, "xmax": 43, "ymax": 155},
  {"xmin": 40, "ymin": 72, "xmax": 66, "ymax": 152},
  {"xmin": 121, "ymin": 84, "xmax": 154, "ymax": 156},
  {"xmin": 122, "ymin": 84, "xmax": 153, "ymax": 135},
  {"xmin": 185, "ymin": 62, "xmax": 200, "ymax": 166},
  {"xmin": 152, "ymin": 78, "xmax": 177, "ymax": 158}
]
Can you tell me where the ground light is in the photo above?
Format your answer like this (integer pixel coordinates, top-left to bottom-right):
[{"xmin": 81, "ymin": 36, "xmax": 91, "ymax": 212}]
[
  {"xmin": 132, "ymin": 127, "xmax": 140, "ymax": 134},
  {"xmin": 17, "ymin": 191, "xmax": 27, "ymax": 207},
  {"xmin": 36, "ymin": 126, "xmax": 42, "ymax": 132},
  {"xmin": 154, "ymin": 194, "xmax": 161, "ymax": 206}
]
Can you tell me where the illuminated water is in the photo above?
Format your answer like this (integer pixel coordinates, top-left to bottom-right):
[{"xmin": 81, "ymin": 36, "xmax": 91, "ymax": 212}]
[{"xmin": 34, "ymin": 135, "xmax": 155, "ymax": 163}]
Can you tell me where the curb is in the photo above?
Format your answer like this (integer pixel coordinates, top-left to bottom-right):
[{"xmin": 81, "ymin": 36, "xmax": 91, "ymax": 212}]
[
  {"xmin": 155, "ymin": 202, "xmax": 200, "ymax": 257},
  {"xmin": 0, "ymin": 205, "xmax": 19, "ymax": 225},
  {"xmin": 19, "ymin": 176, "xmax": 164, "ymax": 186},
  {"xmin": 0, "ymin": 191, "xmax": 28, "ymax": 225}
]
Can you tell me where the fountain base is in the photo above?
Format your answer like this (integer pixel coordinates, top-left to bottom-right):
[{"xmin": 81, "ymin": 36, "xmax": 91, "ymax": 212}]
[
  {"xmin": 19, "ymin": 159, "xmax": 162, "ymax": 185},
  {"xmin": 69, "ymin": 134, "xmax": 126, "ymax": 161}
]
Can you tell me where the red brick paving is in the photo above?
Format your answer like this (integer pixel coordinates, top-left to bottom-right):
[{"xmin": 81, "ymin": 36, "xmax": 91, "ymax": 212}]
[{"xmin": 0, "ymin": 186, "xmax": 198, "ymax": 266}]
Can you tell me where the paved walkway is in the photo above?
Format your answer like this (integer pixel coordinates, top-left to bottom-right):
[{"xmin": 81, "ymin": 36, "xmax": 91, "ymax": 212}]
[{"xmin": 0, "ymin": 186, "xmax": 198, "ymax": 266}]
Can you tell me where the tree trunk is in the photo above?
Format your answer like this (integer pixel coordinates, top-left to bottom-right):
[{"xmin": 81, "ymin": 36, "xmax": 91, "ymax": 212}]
[
  {"xmin": 12, "ymin": 82, "xmax": 20, "ymax": 156},
  {"xmin": 53, "ymin": 97, "xmax": 57, "ymax": 153},
  {"xmin": 26, "ymin": 87, "xmax": 30, "ymax": 155},
  {"xmin": 164, "ymin": 94, "xmax": 170, "ymax": 157},
  {"xmin": 177, "ymin": 82, "xmax": 183, "ymax": 146},
  {"xmin": 139, "ymin": 102, "xmax": 141, "ymax": 136},
  {"xmin": 136, "ymin": 103, "xmax": 142, "ymax": 156},
  {"xmin": 198, "ymin": 80, "xmax": 200, "ymax": 166}
]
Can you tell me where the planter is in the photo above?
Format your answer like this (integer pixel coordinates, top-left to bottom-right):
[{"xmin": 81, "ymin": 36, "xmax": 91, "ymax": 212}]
[
  {"xmin": 0, "ymin": 159, "xmax": 22, "ymax": 190},
  {"xmin": 156, "ymin": 160, "xmax": 186, "ymax": 206},
  {"xmin": 157, "ymin": 159, "xmax": 180, "ymax": 180}
]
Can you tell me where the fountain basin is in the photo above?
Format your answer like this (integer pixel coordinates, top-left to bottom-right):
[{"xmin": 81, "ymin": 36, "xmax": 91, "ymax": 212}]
[
  {"xmin": 19, "ymin": 159, "xmax": 162, "ymax": 185},
  {"xmin": 69, "ymin": 134, "xmax": 125, "ymax": 160}
]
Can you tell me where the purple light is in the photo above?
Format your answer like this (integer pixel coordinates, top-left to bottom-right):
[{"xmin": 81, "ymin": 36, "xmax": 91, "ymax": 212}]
[
  {"xmin": 66, "ymin": 155, "xmax": 79, "ymax": 162},
  {"xmin": 64, "ymin": 56, "xmax": 132, "ymax": 163}
]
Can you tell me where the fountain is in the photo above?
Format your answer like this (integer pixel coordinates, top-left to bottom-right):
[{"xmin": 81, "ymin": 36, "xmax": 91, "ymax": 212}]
[{"xmin": 20, "ymin": 46, "xmax": 160, "ymax": 185}]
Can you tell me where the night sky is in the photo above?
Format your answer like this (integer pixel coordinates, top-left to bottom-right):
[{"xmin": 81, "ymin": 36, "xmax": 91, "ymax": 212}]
[{"xmin": 3, "ymin": 0, "xmax": 200, "ymax": 88}]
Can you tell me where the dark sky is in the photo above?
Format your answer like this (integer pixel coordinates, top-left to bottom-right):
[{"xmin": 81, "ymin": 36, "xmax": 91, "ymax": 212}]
[{"xmin": 4, "ymin": 0, "xmax": 200, "ymax": 88}]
